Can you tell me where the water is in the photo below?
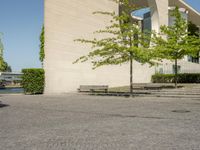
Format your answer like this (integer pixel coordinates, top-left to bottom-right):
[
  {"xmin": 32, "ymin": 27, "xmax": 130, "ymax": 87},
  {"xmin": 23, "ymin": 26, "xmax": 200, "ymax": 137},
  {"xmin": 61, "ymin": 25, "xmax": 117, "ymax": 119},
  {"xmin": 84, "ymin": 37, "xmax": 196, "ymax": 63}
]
[{"xmin": 0, "ymin": 88, "xmax": 24, "ymax": 94}]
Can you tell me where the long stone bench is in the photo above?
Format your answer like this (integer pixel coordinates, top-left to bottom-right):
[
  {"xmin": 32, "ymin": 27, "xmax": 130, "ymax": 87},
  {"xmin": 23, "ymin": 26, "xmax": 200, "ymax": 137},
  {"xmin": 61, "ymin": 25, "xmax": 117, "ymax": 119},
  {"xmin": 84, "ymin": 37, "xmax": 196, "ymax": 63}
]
[{"xmin": 78, "ymin": 85, "xmax": 109, "ymax": 93}]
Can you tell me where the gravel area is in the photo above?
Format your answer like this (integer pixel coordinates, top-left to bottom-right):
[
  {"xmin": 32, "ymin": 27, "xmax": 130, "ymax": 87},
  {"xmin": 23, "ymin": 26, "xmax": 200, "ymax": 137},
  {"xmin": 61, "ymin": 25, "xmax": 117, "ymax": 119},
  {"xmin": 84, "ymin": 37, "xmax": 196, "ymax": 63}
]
[{"xmin": 0, "ymin": 92, "xmax": 200, "ymax": 150}]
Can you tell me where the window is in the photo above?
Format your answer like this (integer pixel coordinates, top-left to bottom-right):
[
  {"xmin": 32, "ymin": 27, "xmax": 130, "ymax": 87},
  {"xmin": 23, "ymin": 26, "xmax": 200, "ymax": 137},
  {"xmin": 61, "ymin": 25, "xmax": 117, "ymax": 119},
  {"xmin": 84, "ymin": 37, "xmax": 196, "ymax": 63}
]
[{"xmin": 188, "ymin": 55, "xmax": 199, "ymax": 64}]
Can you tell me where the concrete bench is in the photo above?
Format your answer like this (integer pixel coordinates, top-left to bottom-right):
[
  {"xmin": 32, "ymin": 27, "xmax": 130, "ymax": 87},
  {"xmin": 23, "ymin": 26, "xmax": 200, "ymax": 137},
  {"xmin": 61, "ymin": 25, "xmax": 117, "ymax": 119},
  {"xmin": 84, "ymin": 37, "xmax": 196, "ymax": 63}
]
[
  {"xmin": 144, "ymin": 85, "xmax": 162, "ymax": 90},
  {"xmin": 78, "ymin": 85, "xmax": 109, "ymax": 93}
]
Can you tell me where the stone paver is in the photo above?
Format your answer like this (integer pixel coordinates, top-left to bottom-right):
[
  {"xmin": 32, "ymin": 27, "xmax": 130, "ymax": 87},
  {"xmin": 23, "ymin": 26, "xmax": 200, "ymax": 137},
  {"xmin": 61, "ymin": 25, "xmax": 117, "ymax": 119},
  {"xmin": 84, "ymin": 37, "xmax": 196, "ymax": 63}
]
[{"xmin": 0, "ymin": 91, "xmax": 200, "ymax": 150}]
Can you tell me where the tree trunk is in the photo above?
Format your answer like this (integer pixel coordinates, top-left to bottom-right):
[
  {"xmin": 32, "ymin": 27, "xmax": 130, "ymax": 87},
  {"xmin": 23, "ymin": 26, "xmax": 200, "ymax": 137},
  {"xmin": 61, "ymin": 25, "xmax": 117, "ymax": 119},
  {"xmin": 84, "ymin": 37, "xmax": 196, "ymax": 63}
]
[
  {"xmin": 129, "ymin": 36, "xmax": 133, "ymax": 96},
  {"xmin": 174, "ymin": 59, "xmax": 178, "ymax": 88},
  {"xmin": 130, "ymin": 58, "xmax": 133, "ymax": 95}
]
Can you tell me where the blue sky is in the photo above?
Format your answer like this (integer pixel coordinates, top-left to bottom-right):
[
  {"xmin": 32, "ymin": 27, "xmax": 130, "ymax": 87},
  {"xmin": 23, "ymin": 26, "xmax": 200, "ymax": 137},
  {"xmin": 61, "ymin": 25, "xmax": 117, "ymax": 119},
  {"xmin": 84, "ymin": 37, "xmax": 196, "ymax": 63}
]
[
  {"xmin": 185, "ymin": 0, "xmax": 200, "ymax": 13},
  {"xmin": 0, "ymin": 0, "xmax": 199, "ymax": 72},
  {"xmin": 0, "ymin": 0, "xmax": 43, "ymax": 72}
]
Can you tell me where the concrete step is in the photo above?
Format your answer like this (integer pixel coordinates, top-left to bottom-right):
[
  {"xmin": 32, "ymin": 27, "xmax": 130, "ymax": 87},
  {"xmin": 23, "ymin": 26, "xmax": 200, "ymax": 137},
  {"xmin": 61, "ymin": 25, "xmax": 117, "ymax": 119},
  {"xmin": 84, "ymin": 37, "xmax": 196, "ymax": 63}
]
[
  {"xmin": 150, "ymin": 91, "xmax": 200, "ymax": 95},
  {"xmin": 154, "ymin": 95, "xmax": 200, "ymax": 99}
]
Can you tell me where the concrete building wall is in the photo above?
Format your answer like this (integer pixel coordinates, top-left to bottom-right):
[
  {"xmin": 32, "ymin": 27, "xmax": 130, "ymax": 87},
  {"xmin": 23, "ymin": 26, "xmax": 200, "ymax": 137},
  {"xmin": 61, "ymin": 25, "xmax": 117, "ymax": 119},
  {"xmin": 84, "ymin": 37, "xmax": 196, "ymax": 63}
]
[
  {"xmin": 44, "ymin": 0, "xmax": 154, "ymax": 94},
  {"xmin": 148, "ymin": 0, "xmax": 169, "ymax": 32},
  {"xmin": 156, "ymin": 60, "xmax": 200, "ymax": 74},
  {"xmin": 44, "ymin": 0, "xmax": 200, "ymax": 94},
  {"xmin": 148, "ymin": 0, "xmax": 200, "ymax": 75}
]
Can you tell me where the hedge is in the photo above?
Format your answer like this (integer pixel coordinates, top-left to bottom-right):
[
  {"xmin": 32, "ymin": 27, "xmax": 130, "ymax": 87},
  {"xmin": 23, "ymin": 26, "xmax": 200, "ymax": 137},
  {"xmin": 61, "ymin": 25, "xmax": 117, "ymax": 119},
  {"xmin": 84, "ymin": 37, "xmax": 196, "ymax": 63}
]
[
  {"xmin": 21, "ymin": 68, "xmax": 45, "ymax": 94},
  {"xmin": 152, "ymin": 73, "xmax": 200, "ymax": 83}
]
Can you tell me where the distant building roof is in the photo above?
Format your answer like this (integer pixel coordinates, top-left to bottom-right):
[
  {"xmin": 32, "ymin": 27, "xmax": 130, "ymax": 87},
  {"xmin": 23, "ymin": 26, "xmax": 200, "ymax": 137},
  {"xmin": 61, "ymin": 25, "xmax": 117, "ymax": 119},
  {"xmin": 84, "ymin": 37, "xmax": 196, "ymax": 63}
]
[{"xmin": 131, "ymin": 0, "xmax": 200, "ymax": 26}]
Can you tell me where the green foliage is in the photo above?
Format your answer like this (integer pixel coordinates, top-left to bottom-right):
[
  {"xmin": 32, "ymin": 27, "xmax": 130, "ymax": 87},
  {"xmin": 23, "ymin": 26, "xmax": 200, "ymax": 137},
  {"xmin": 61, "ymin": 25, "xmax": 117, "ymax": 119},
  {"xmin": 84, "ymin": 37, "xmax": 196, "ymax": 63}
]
[
  {"xmin": 6, "ymin": 65, "xmax": 12, "ymax": 72},
  {"xmin": 74, "ymin": 0, "xmax": 153, "ymax": 68},
  {"xmin": 39, "ymin": 26, "xmax": 45, "ymax": 63},
  {"xmin": 0, "ymin": 56, "xmax": 12, "ymax": 72},
  {"xmin": 74, "ymin": 0, "xmax": 154, "ymax": 93},
  {"xmin": 21, "ymin": 68, "xmax": 45, "ymax": 94},
  {"xmin": 187, "ymin": 22, "xmax": 200, "ymax": 58},
  {"xmin": 152, "ymin": 7, "xmax": 197, "ymax": 60},
  {"xmin": 152, "ymin": 73, "xmax": 200, "ymax": 83},
  {"xmin": 0, "ymin": 58, "xmax": 12, "ymax": 72},
  {"xmin": 0, "ymin": 34, "xmax": 12, "ymax": 72},
  {"xmin": 151, "ymin": 7, "xmax": 200, "ymax": 87},
  {"xmin": 0, "ymin": 35, "xmax": 4, "ymax": 70},
  {"xmin": 0, "ymin": 34, "xmax": 3, "ymax": 58},
  {"xmin": 188, "ymin": 21, "xmax": 199, "ymax": 36},
  {"xmin": 152, "ymin": 74, "xmax": 176, "ymax": 83}
]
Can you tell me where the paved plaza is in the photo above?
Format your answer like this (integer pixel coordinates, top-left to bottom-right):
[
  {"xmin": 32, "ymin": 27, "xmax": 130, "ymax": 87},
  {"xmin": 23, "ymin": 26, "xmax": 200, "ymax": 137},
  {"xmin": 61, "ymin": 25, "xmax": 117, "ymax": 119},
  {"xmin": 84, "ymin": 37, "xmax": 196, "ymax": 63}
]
[{"xmin": 0, "ymin": 86, "xmax": 200, "ymax": 150}]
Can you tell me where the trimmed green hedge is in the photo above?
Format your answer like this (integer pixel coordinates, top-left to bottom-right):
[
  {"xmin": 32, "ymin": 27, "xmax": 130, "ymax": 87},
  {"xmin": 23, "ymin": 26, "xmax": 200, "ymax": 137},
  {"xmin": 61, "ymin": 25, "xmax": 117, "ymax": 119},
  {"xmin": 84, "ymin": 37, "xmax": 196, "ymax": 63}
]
[
  {"xmin": 21, "ymin": 68, "xmax": 45, "ymax": 94},
  {"xmin": 152, "ymin": 73, "xmax": 200, "ymax": 83}
]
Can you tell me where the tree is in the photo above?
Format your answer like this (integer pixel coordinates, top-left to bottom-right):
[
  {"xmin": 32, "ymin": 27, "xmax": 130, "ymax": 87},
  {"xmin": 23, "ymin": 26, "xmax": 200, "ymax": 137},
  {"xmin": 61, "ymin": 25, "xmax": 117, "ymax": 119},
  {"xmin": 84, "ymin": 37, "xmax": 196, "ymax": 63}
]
[
  {"xmin": 151, "ymin": 7, "xmax": 200, "ymax": 88},
  {"xmin": 188, "ymin": 21, "xmax": 200, "ymax": 61},
  {"xmin": 74, "ymin": 0, "xmax": 153, "ymax": 94},
  {"xmin": 0, "ymin": 34, "xmax": 4, "ymax": 66},
  {"xmin": 0, "ymin": 58, "xmax": 12, "ymax": 72},
  {"xmin": 188, "ymin": 21, "xmax": 199, "ymax": 36},
  {"xmin": 5, "ymin": 65, "xmax": 12, "ymax": 72},
  {"xmin": 39, "ymin": 26, "xmax": 45, "ymax": 65},
  {"xmin": 0, "ymin": 34, "xmax": 12, "ymax": 72}
]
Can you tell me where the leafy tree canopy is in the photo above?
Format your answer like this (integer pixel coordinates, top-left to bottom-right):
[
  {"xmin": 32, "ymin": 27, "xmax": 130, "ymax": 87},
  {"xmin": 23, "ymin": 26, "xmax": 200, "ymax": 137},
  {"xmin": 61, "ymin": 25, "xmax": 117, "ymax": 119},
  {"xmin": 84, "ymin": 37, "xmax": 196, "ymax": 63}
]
[
  {"xmin": 74, "ymin": 0, "xmax": 156, "ymax": 94},
  {"xmin": 152, "ymin": 7, "xmax": 199, "ymax": 60},
  {"xmin": 151, "ymin": 7, "xmax": 200, "ymax": 87},
  {"xmin": 0, "ymin": 58, "xmax": 12, "ymax": 72},
  {"xmin": 74, "ymin": 0, "xmax": 153, "ymax": 69},
  {"xmin": 187, "ymin": 21, "xmax": 200, "ymax": 58},
  {"xmin": 188, "ymin": 21, "xmax": 199, "ymax": 36},
  {"xmin": 0, "ymin": 34, "xmax": 12, "ymax": 72}
]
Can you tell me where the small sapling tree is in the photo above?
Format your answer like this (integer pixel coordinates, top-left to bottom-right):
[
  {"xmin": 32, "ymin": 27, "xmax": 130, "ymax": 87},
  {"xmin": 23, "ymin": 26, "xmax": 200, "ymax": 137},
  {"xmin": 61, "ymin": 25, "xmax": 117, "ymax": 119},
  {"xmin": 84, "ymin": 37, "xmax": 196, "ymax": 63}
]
[{"xmin": 74, "ymin": 0, "xmax": 153, "ymax": 94}]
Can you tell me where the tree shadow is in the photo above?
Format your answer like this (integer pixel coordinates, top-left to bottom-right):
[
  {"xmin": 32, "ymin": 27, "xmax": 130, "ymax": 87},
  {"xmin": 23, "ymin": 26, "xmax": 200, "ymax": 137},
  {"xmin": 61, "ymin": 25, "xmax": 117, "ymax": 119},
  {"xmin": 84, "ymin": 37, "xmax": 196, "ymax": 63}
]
[{"xmin": 0, "ymin": 102, "xmax": 9, "ymax": 108}]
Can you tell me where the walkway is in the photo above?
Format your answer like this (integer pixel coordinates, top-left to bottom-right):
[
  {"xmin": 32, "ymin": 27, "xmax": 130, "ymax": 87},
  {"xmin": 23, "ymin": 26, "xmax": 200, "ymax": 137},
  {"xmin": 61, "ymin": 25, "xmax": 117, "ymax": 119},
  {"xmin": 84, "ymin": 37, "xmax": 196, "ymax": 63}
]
[{"xmin": 0, "ymin": 86, "xmax": 200, "ymax": 150}]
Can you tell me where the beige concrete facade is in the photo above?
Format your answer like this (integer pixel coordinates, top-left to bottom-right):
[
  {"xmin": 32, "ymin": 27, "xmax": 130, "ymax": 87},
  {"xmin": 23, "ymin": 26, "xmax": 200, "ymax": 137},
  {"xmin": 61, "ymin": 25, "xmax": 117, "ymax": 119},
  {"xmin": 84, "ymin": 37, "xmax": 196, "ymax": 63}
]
[
  {"xmin": 44, "ymin": 0, "xmax": 154, "ymax": 94},
  {"xmin": 44, "ymin": 0, "xmax": 200, "ymax": 94}
]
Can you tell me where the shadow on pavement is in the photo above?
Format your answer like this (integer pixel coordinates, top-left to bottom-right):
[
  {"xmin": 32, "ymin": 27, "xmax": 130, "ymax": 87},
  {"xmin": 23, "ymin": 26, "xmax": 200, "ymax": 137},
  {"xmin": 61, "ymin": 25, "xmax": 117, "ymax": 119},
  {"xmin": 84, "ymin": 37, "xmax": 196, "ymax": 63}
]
[{"xmin": 0, "ymin": 102, "xmax": 9, "ymax": 108}]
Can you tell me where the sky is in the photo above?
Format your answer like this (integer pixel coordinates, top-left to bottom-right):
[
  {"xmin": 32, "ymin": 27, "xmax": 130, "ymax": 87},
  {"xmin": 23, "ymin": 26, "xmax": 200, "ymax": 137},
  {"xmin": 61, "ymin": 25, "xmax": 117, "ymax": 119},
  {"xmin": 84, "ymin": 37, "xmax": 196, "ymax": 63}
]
[
  {"xmin": 0, "ymin": 0, "xmax": 43, "ymax": 72},
  {"xmin": 0, "ymin": 0, "xmax": 199, "ymax": 72},
  {"xmin": 185, "ymin": 0, "xmax": 200, "ymax": 13}
]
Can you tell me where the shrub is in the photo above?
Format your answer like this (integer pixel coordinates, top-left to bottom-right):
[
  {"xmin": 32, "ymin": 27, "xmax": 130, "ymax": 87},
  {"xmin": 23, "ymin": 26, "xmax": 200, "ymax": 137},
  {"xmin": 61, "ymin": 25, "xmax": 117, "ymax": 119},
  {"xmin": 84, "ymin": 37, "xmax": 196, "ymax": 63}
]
[
  {"xmin": 21, "ymin": 68, "xmax": 45, "ymax": 94},
  {"xmin": 152, "ymin": 73, "xmax": 200, "ymax": 83}
]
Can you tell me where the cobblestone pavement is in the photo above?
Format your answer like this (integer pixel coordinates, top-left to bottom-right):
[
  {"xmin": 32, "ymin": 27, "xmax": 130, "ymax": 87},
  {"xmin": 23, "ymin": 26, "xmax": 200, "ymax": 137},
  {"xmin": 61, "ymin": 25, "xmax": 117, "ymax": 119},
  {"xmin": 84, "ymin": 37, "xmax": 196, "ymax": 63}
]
[{"xmin": 0, "ymin": 91, "xmax": 200, "ymax": 150}]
